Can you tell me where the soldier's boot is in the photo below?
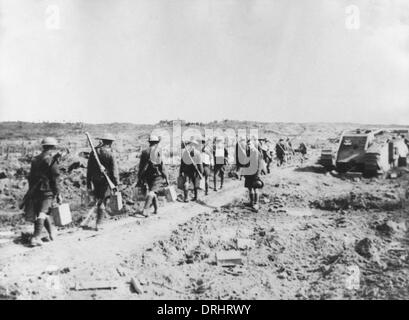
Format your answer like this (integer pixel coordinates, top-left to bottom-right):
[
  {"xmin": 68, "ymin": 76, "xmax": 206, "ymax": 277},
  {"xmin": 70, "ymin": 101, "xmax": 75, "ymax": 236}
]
[
  {"xmin": 142, "ymin": 194, "xmax": 153, "ymax": 217},
  {"xmin": 30, "ymin": 218, "xmax": 44, "ymax": 247},
  {"xmin": 183, "ymin": 189, "xmax": 189, "ymax": 202},
  {"xmin": 220, "ymin": 175, "xmax": 224, "ymax": 189},
  {"xmin": 205, "ymin": 180, "xmax": 209, "ymax": 196},
  {"xmin": 44, "ymin": 216, "xmax": 55, "ymax": 241},
  {"xmin": 252, "ymin": 192, "xmax": 259, "ymax": 212},
  {"xmin": 152, "ymin": 194, "xmax": 158, "ymax": 214},
  {"xmin": 95, "ymin": 206, "xmax": 105, "ymax": 230},
  {"xmin": 192, "ymin": 188, "xmax": 198, "ymax": 201},
  {"xmin": 213, "ymin": 177, "xmax": 217, "ymax": 192},
  {"xmin": 245, "ymin": 191, "xmax": 254, "ymax": 207}
]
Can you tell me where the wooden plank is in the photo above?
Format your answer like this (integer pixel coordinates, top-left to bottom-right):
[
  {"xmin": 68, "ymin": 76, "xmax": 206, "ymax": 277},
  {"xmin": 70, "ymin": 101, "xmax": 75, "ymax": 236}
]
[
  {"xmin": 215, "ymin": 251, "xmax": 243, "ymax": 266},
  {"xmin": 72, "ymin": 280, "xmax": 118, "ymax": 291},
  {"xmin": 130, "ymin": 277, "xmax": 143, "ymax": 294}
]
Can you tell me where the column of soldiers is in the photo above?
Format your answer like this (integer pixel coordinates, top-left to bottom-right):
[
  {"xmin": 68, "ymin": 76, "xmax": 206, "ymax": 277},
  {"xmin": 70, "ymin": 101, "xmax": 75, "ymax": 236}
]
[{"xmin": 25, "ymin": 132, "xmax": 307, "ymax": 246}]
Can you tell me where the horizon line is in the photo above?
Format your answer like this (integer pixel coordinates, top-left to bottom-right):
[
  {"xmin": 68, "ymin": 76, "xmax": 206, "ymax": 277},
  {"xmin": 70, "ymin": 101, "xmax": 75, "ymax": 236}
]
[{"xmin": 0, "ymin": 120, "xmax": 408, "ymax": 128}]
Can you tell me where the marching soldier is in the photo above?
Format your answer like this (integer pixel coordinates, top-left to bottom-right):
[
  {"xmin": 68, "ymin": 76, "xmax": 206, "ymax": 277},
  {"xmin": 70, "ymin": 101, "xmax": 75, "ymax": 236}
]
[
  {"xmin": 235, "ymin": 136, "xmax": 248, "ymax": 180},
  {"xmin": 180, "ymin": 137, "xmax": 203, "ymax": 202},
  {"xmin": 285, "ymin": 137, "xmax": 294, "ymax": 161},
  {"xmin": 275, "ymin": 139, "xmax": 286, "ymax": 167},
  {"xmin": 258, "ymin": 138, "xmax": 272, "ymax": 174},
  {"xmin": 86, "ymin": 133, "xmax": 119, "ymax": 231},
  {"xmin": 27, "ymin": 137, "xmax": 62, "ymax": 246},
  {"xmin": 137, "ymin": 134, "xmax": 168, "ymax": 217},
  {"xmin": 213, "ymin": 137, "xmax": 228, "ymax": 191},
  {"xmin": 241, "ymin": 137, "xmax": 264, "ymax": 212},
  {"xmin": 299, "ymin": 142, "xmax": 307, "ymax": 163},
  {"xmin": 201, "ymin": 138, "xmax": 213, "ymax": 195}
]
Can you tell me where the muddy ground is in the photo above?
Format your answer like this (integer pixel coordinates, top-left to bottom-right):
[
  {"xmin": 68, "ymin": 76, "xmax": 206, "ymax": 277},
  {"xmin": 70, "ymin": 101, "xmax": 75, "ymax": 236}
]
[
  {"xmin": 0, "ymin": 121, "xmax": 409, "ymax": 300},
  {"xmin": 1, "ymin": 162, "xmax": 408, "ymax": 300}
]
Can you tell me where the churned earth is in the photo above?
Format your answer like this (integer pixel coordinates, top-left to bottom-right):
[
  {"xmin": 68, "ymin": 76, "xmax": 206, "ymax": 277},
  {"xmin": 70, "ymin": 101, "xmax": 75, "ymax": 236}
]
[{"xmin": 1, "ymin": 156, "xmax": 408, "ymax": 300}]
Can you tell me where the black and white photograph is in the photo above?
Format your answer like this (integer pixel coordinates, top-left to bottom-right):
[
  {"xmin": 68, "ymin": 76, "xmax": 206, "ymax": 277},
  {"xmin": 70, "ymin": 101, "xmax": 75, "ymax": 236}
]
[{"xmin": 0, "ymin": 0, "xmax": 409, "ymax": 304}]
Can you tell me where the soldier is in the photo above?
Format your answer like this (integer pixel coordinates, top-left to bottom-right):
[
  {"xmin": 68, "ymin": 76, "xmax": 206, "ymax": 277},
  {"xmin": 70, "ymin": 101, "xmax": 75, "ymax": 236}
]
[
  {"xmin": 137, "ymin": 134, "xmax": 168, "ymax": 217},
  {"xmin": 403, "ymin": 135, "xmax": 409, "ymax": 150},
  {"xmin": 266, "ymin": 139, "xmax": 274, "ymax": 173},
  {"xmin": 299, "ymin": 142, "xmax": 307, "ymax": 156},
  {"xmin": 275, "ymin": 139, "xmax": 286, "ymax": 166},
  {"xmin": 201, "ymin": 138, "xmax": 213, "ymax": 195},
  {"xmin": 86, "ymin": 133, "xmax": 119, "ymax": 231},
  {"xmin": 299, "ymin": 142, "xmax": 307, "ymax": 163},
  {"xmin": 285, "ymin": 137, "xmax": 295, "ymax": 162},
  {"xmin": 213, "ymin": 137, "xmax": 228, "ymax": 191},
  {"xmin": 180, "ymin": 138, "xmax": 203, "ymax": 202},
  {"xmin": 235, "ymin": 136, "xmax": 248, "ymax": 180},
  {"xmin": 259, "ymin": 138, "xmax": 272, "ymax": 174},
  {"xmin": 27, "ymin": 137, "xmax": 62, "ymax": 247},
  {"xmin": 241, "ymin": 137, "xmax": 264, "ymax": 212}
]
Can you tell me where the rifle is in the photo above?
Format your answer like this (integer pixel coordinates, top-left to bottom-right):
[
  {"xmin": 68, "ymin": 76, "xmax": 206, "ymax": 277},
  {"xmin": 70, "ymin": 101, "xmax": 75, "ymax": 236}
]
[
  {"xmin": 19, "ymin": 151, "xmax": 64, "ymax": 210},
  {"xmin": 85, "ymin": 132, "xmax": 117, "ymax": 191}
]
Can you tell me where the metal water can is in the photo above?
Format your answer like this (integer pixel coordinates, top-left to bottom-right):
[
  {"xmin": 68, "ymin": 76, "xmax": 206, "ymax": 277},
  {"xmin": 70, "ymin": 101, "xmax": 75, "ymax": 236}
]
[
  {"xmin": 164, "ymin": 186, "xmax": 177, "ymax": 202},
  {"xmin": 51, "ymin": 203, "xmax": 72, "ymax": 227},
  {"xmin": 110, "ymin": 191, "xmax": 123, "ymax": 214}
]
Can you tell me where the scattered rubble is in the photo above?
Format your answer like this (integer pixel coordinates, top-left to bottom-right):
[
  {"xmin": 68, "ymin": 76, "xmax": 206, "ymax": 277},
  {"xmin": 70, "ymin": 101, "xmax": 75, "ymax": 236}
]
[{"xmin": 1, "ymin": 123, "xmax": 409, "ymax": 300}]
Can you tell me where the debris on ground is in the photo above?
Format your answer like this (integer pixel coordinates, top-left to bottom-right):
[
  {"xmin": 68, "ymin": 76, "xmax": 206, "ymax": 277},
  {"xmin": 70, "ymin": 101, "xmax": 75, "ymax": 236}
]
[
  {"xmin": 215, "ymin": 251, "xmax": 243, "ymax": 267},
  {"xmin": 1, "ymin": 122, "xmax": 409, "ymax": 300},
  {"xmin": 72, "ymin": 281, "xmax": 119, "ymax": 291}
]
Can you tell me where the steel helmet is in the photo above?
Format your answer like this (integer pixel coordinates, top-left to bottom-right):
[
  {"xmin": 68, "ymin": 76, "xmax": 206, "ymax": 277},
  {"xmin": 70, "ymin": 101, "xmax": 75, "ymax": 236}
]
[
  {"xmin": 252, "ymin": 178, "xmax": 264, "ymax": 189},
  {"xmin": 41, "ymin": 137, "xmax": 58, "ymax": 146},
  {"xmin": 97, "ymin": 133, "xmax": 115, "ymax": 141},
  {"xmin": 185, "ymin": 135, "xmax": 197, "ymax": 144},
  {"xmin": 149, "ymin": 134, "xmax": 160, "ymax": 142}
]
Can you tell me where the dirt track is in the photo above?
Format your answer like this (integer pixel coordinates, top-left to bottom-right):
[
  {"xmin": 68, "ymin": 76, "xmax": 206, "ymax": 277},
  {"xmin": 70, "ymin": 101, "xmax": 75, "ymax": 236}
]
[
  {"xmin": 1, "ymin": 158, "xmax": 409, "ymax": 300},
  {"xmin": 0, "ymin": 179, "xmax": 245, "ymax": 299}
]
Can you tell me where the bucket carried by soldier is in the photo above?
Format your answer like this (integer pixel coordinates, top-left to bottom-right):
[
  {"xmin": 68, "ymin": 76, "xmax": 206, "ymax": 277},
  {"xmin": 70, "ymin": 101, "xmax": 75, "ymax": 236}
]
[
  {"xmin": 109, "ymin": 191, "xmax": 123, "ymax": 213},
  {"xmin": 164, "ymin": 186, "xmax": 177, "ymax": 202},
  {"xmin": 52, "ymin": 203, "xmax": 72, "ymax": 227}
]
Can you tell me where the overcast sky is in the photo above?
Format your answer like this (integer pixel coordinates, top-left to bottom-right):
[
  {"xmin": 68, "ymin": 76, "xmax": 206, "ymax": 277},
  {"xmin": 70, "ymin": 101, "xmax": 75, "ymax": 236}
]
[{"xmin": 0, "ymin": 0, "xmax": 408, "ymax": 124}]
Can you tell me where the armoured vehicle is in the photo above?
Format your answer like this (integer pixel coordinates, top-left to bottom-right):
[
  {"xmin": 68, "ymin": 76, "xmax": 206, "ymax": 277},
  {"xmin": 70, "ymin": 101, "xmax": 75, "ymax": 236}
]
[{"xmin": 319, "ymin": 129, "xmax": 408, "ymax": 176}]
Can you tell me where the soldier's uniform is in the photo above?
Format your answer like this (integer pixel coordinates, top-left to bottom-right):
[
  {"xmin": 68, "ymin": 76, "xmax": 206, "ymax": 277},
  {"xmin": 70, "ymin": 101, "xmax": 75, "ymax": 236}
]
[
  {"xmin": 138, "ymin": 137, "xmax": 168, "ymax": 216},
  {"xmin": 275, "ymin": 140, "xmax": 286, "ymax": 166},
  {"xmin": 27, "ymin": 138, "xmax": 61, "ymax": 246},
  {"xmin": 180, "ymin": 141, "xmax": 203, "ymax": 201},
  {"xmin": 213, "ymin": 141, "xmax": 228, "ymax": 191},
  {"xmin": 201, "ymin": 141, "xmax": 213, "ymax": 195},
  {"xmin": 258, "ymin": 139, "xmax": 272, "ymax": 174},
  {"xmin": 299, "ymin": 142, "xmax": 307, "ymax": 163},
  {"xmin": 138, "ymin": 145, "xmax": 166, "ymax": 192},
  {"xmin": 241, "ymin": 141, "xmax": 264, "ymax": 211},
  {"xmin": 87, "ymin": 143, "xmax": 119, "ymax": 226},
  {"xmin": 242, "ymin": 146, "xmax": 263, "ymax": 188}
]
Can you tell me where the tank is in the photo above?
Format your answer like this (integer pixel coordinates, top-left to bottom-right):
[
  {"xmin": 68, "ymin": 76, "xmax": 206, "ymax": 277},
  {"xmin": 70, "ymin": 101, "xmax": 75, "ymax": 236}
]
[{"xmin": 320, "ymin": 129, "xmax": 409, "ymax": 176}]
